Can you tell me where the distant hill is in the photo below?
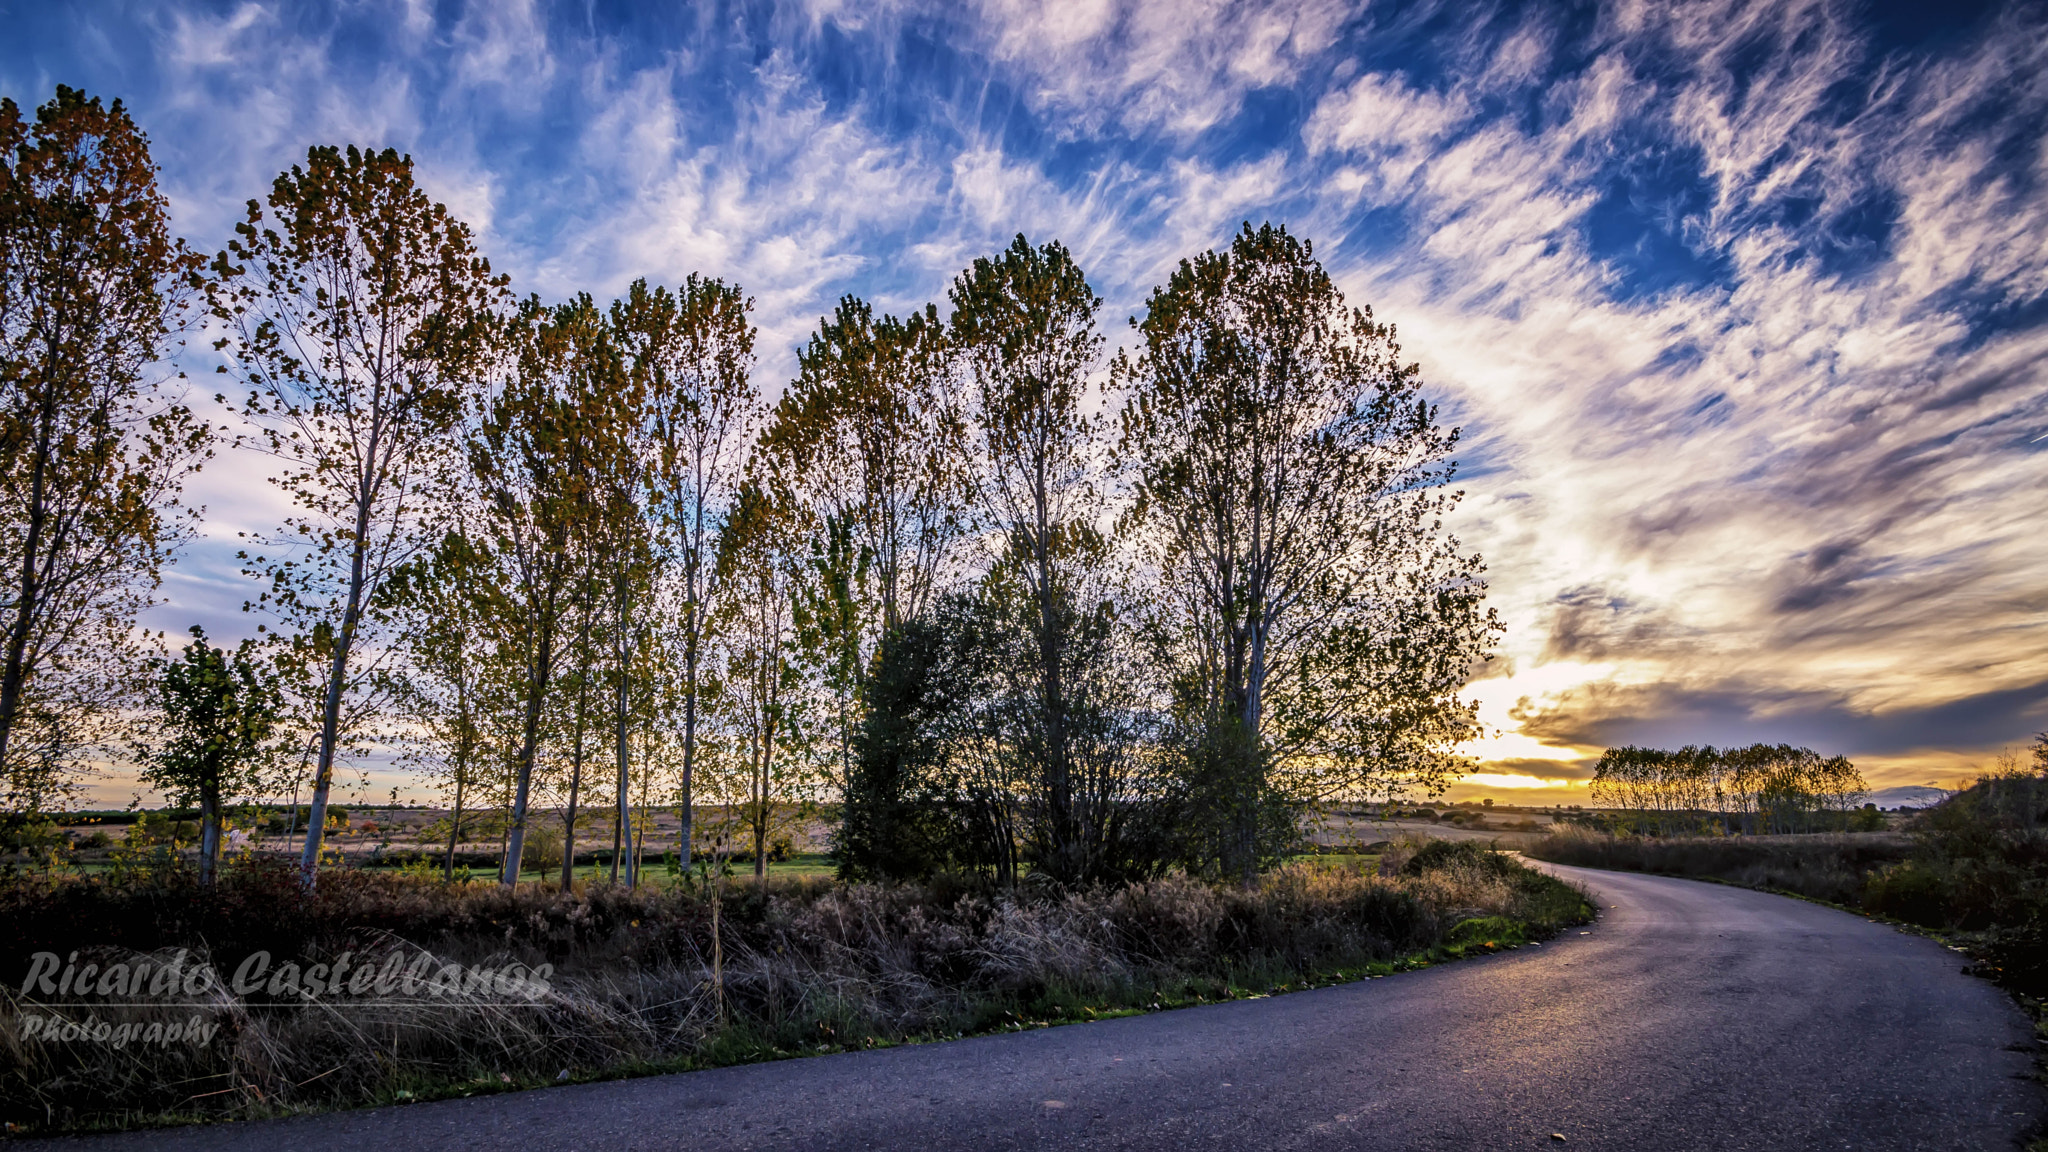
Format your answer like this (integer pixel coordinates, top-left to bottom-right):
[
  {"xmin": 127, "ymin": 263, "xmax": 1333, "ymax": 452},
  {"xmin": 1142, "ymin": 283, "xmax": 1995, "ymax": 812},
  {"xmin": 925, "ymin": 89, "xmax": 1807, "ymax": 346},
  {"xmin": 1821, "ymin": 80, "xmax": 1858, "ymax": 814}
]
[{"xmin": 1867, "ymin": 785, "xmax": 1952, "ymax": 810}]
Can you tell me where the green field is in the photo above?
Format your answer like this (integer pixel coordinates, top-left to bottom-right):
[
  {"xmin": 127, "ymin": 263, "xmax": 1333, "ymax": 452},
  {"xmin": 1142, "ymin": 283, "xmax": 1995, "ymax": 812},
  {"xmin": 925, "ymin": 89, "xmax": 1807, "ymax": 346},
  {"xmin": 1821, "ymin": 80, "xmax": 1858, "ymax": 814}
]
[{"xmin": 1285, "ymin": 852, "xmax": 1382, "ymax": 872}]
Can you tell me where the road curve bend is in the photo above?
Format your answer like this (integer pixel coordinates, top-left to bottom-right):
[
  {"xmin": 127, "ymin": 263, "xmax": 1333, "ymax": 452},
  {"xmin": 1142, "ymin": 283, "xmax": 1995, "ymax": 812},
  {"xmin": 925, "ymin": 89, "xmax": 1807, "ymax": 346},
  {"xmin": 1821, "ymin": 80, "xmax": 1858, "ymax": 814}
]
[{"xmin": 30, "ymin": 864, "xmax": 2045, "ymax": 1151}]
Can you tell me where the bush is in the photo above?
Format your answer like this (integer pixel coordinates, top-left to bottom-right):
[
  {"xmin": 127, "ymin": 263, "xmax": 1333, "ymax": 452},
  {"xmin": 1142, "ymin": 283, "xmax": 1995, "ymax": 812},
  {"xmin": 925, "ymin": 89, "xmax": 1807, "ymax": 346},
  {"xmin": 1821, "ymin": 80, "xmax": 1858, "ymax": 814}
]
[
  {"xmin": 1862, "ymin": 860, "xmax": 1953, "ymax": 926},
  {"xmin": 0, "ymin": 817, "xmax": 61, "ymax": 854},
  {"xmin": 1981, "ymin": 916, "xmax": 2048, "ymax": 997},
  {"xmin": 1399, "ymin": 837, "xmax": 1520, "ymax": 879}
]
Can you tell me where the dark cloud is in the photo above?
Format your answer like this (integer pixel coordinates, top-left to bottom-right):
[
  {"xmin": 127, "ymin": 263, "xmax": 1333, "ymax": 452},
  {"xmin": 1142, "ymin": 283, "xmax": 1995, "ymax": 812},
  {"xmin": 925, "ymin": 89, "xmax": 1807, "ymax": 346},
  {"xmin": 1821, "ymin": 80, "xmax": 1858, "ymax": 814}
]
[
  {"xmin": 1769, "ymin": 536, "xmax": 1891, "ymax": 615},
  {"xmin": 1479, "ymin": 756, "xmax": 1600, "ymax": 782},
  {"xmin": 1512, "ymin": 676, "xmax": 2048, "ymax": 758},
  {"xmin": 1539, "ymin": 584, "xmax": 1692, "ymax": 662}
]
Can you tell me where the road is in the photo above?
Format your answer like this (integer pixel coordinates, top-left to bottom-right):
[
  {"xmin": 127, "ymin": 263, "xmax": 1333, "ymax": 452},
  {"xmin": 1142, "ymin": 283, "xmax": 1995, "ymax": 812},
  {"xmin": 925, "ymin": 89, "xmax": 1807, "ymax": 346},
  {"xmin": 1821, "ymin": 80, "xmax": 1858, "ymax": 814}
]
[{"xmin": 32, "ymin": 864, "xmax": 2045, "ymax": 1151}]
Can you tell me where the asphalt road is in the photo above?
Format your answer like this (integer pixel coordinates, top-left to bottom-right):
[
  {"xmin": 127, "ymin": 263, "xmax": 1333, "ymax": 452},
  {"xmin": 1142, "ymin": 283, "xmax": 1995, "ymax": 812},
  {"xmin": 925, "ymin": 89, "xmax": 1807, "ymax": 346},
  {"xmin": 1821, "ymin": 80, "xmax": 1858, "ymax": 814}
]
[{"xmin": 33, "ymin": 864, "xmax": 2045, "ymax": 1151}]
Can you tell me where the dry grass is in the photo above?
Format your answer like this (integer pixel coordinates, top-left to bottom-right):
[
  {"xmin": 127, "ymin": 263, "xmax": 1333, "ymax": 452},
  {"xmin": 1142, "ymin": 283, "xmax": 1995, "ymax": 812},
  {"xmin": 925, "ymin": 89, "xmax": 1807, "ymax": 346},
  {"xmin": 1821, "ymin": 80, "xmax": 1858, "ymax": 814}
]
[
  {"xmin": 1522, "ymin": 825, "xmax": 1912, "ymax": 906},
  {"xmin": 1, "ymin": 851, "xmax": 1590, "ymax": 1133}
]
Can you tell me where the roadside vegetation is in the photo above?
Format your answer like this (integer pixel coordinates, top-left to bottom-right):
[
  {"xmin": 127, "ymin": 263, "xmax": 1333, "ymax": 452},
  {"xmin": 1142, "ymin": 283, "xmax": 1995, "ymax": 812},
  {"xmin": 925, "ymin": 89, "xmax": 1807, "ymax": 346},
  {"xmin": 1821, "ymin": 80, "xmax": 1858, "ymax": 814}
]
[{"xmin": 0, "ymin": 840, "xmax": 1588, "ymax": 1133}]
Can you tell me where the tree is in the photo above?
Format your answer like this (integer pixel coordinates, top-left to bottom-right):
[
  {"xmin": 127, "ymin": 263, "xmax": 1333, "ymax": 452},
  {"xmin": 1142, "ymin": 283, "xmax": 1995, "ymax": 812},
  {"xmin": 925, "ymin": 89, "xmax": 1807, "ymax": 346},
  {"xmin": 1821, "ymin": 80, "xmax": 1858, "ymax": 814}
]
[
  {"xmin": 390, "ymin": 529, "xmax": 500, "ymax": 880},
  {"xmin": 139, "ymin": 627, "xmax": 282, "ymax": 885},
  {"xmin": 591, "ymin": 486, "xmax": 653, "ymax": 887},
  {"xmin": 767, "ymin": 296, "xmax": 966, "ymax": 655},
  {"xmin": 206, "ymin": 144, "xmax": 504, "ymax": 886},
  {"xmin": 469, "ymin": 294, "xmax": 618, "ymax": 886},
  {"xmin": 795, "ymin": 513, "xmax": 870, "ymax": 798},
  {"xmin": 617, "ymin": 276, "xmax": 757, "ymax": 875},
  {"xmin": 553, "ymin": 634, "xmax": 597, "ymax": 892},
  {"xmin": 713, "ymin": 479, "xmax": 811, "ymax": 886},
  {"xmin": 769, "ymin": 297, "xmax": 967, "ymax": 868},
  {"xmin": 948, "ymin": 234, "xmax": 1160, "ymax": 884},
  {"xmin": 1591, "ymin": 743, "xmax": 1869, "ymax": 834},
  {"xmin": 833, "ymin": 598, "xmax": 988, "ymax": 881},
  {"xmin": 586, "ymin": 361, "xmax": 655, "ymax": 888},
  {"xmin": 0, "ymin": 87, "xmax": 209, "ymax": 814},
  {"xmin": 1115, "ymin": 223, "xmax": 1499, "ymax": 882}
]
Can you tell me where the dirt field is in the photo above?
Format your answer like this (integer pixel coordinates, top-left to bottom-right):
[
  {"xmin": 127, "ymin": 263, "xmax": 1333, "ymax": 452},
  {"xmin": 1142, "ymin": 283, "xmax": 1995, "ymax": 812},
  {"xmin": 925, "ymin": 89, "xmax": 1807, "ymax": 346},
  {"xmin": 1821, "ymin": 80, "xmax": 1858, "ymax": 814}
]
[{"xmin": 1308, "ymin": 811, "xmax": 1560, "ymax": 850}]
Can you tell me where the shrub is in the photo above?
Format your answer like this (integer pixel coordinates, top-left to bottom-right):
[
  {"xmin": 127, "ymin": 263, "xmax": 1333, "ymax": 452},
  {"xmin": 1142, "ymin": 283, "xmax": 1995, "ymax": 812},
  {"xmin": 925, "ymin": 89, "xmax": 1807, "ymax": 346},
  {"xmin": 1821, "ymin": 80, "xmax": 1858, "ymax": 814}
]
[
  {"xmin": 1862, "ymin": 860, "xmax": 1952, "ymax": 926},
  {"xmin": 1399, "ymin": 837, "xmax": 1519, "ymax": 879}
]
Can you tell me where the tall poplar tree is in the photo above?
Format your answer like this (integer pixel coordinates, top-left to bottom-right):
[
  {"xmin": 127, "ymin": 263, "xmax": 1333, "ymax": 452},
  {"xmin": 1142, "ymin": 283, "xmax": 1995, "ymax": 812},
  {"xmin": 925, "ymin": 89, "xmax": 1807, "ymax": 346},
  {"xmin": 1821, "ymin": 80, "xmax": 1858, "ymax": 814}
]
[
  {"xmin": 594, "ymin": 453, "xmax": 653, "ymax": 887},
  {"xmin": 714, "ymin": 478, "xmax": 808, "ymax": 886},
  {"xmin": 768, "ymin": 299, "xmax": 965, "ymax": 643},
  {"xmin": 948, "ymin": 235, "xmax": 1147, "ymax": 883},
  {"xmin": 618, "ymin": 276, "xmax": 757, "ymax": 868},
  {"xmin": 207, "ymin": 145, "xmax": 504, "ymax": 886},
  {"xmin": 769, "ymin": 298, "xmax": 966, "ymax": 860},
  {"xmin": 1116, "ymin": 223, "xmax": 1498, "ymax": 882},
  {"xmin": 471, "ymin": 294, "xmax": 618, "ymax": 886},
  {"xmin": 390, "ymin": 528, "xmax": 498, "ymax": 880},
  {"xmin": 0, "ymin": 87, "xmax": 208, "ymax": 813}
]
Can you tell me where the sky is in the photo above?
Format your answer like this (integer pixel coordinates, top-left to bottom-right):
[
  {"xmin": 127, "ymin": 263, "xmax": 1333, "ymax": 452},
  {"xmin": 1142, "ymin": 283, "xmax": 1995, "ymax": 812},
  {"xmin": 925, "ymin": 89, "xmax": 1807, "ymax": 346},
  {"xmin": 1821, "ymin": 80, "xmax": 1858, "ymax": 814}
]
[{"xmin": 3, "ymin": 0, "xmax": 2045, "ymax": 806}]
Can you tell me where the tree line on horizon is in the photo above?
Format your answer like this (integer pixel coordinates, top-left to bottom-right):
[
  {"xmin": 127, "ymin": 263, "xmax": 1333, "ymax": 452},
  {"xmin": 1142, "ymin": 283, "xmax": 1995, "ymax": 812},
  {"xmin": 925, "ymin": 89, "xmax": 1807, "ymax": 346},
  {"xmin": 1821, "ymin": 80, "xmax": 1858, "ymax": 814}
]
[
  {"xmin": 1585, "ymin": 743, "xmax": 1875, "ymax": 836},
  {"xmin": 0, "ymin": 86, "xmax": 1502, "ymax": 890}
]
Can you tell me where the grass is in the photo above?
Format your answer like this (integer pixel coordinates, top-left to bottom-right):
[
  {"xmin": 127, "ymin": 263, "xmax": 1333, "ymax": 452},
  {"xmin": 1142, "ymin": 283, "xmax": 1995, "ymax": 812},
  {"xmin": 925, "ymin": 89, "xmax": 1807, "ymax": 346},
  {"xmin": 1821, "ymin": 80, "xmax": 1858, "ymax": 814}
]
[
  {"xmin": 1284, "ymin": 852, "xmax": 1382, "ymax": 871},
  {"xmin": 0, "ymin": 839, "xmax": 1590, "ymax": 1135},
  {"xmin": 1522, "ymin": 827, "xmax": 1913, "ymax": 906}
]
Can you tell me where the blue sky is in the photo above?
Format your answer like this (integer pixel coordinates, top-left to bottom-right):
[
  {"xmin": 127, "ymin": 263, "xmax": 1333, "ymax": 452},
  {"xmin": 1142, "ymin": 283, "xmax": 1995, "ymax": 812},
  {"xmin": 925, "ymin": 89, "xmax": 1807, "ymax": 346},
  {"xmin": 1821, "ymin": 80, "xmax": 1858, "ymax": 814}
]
[{"xmin": 4, "ymin": 0, "xmax": 2046, "ymax": 802}]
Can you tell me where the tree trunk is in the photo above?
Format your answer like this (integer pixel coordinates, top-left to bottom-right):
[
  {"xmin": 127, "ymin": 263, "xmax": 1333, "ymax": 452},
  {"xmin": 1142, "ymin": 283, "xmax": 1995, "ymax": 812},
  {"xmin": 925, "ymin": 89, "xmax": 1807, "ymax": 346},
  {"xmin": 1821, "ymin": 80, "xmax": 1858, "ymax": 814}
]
[
  {"xmin": 679, "ymin": 616, "xmax": 697, "ymax": 879},
  {"xmin": 753, "ymin": 739, "xmax": 769, "ymax": 887},
  {"xmin": 560, "ymin": 679, "xmax": 588, "ymax": 892},
  {"xmin": 0, "ymin": 392, "xmax": 57, "ymax": 781},
  {"xmin": 615, "ymin": 671, "xmax": 633, "ymax": 887},
  {"xmin": 198, "ymin": 780, "xmax": 221, "ymax": 887},
  {"xmin": 300, "ymin": 486, "xmax": 375, "ymax": 890},
  {"xmin": 613, "ymin": 575, "xmax": 636, "ymax": 889},
  {"xmin": 609, "ymin": 779, "xmax": 623, "ymax": 885},
  {"xmin": 501, "ymin": 676, "xmax": 546, "ymax": 887},
  {"xmin": 631, "ymin": 729, "xmax": 649, "ymax": 888},
  {"xmin": 501, "ymin": 605, "xmax": 556, "ymax": 886},
  {"xmin": 444, "ymin": 767, "xmax": 465, "ymax": 881}
]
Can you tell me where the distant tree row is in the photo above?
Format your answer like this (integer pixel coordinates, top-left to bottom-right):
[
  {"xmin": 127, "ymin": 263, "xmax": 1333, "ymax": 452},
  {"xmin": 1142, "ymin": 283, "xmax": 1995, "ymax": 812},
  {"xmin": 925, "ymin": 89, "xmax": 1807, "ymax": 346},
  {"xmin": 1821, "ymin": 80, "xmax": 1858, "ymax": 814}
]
[
  {"xmin": 0, "ymin": 86, "xmax": 1501, "ymax": 888},
  {"xmin": 1587, "ymin": 744, "xmax": 1872, "ymax": 835}
]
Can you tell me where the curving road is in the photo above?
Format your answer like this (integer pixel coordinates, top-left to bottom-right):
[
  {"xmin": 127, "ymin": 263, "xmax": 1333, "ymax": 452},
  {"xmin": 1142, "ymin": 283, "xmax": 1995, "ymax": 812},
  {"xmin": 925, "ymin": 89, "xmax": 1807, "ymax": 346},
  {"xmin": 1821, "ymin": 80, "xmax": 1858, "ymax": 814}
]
[{"xmin": 32, "ymin": 864, "xmax": 2046, "ymax": 1151}]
